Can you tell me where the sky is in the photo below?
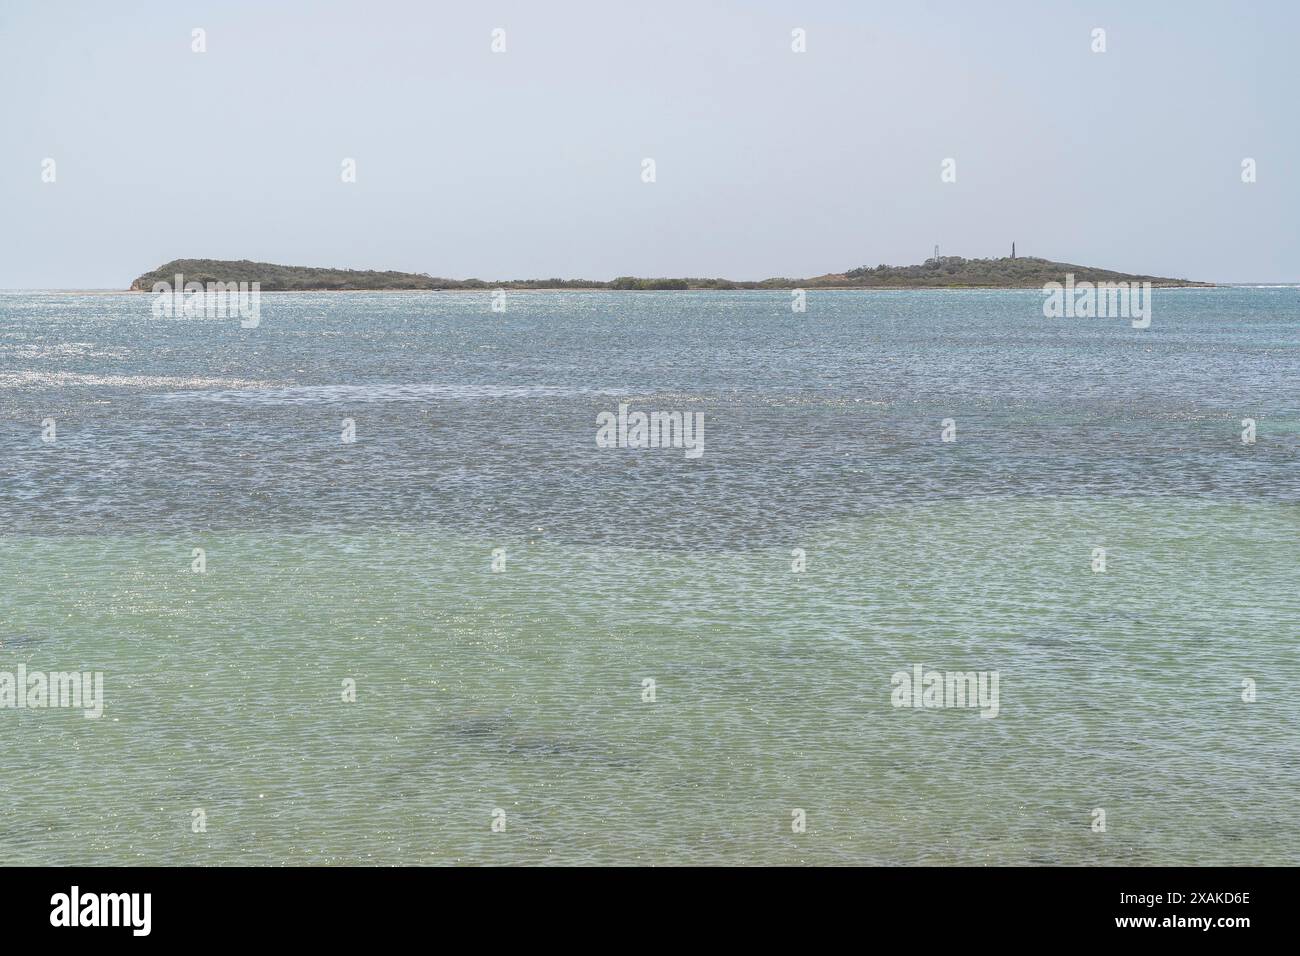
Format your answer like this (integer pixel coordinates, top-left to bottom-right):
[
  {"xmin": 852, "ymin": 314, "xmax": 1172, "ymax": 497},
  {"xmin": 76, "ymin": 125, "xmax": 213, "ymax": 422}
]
[{"xmin": 1, "ymin": 0, "xmax": 1296, "ymax": 287}]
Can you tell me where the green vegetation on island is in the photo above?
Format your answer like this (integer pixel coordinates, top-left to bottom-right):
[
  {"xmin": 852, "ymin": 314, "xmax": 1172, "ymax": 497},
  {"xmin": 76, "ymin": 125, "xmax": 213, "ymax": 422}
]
[{"xmin": 130, "ymin": 256, "xmax": 1210, "ymax": 292}]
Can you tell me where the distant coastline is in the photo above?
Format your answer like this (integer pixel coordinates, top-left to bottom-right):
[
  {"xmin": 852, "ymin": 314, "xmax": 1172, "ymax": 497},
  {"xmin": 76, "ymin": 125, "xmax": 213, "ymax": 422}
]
[{"xmin": 129, "ymin": 257, "xmax": 1214, "ymax": 292}]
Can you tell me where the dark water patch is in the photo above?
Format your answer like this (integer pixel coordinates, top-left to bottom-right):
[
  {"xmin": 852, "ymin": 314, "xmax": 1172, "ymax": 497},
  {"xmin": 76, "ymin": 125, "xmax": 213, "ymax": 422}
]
[{"xmin": 2, "ymin": 290, "xmax": 1297, "ymax": 548}]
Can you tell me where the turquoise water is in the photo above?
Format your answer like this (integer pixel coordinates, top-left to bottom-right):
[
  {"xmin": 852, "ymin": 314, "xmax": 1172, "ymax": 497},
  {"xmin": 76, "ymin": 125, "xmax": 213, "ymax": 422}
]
[{"xmin": 1, "ymin": 289, "xmax": 1297, "ymax": 865}]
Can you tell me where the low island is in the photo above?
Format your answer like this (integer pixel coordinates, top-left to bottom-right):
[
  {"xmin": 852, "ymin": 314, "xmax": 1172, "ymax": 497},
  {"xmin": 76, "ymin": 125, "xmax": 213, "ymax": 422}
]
[{"xmin": 130, "ymin": 256, "xmax": 1211, "ymax": 292}]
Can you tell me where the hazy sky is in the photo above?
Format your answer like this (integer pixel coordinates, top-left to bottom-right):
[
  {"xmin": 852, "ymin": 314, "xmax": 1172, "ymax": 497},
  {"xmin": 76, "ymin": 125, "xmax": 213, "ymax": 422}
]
[{"xmin": 2, "ymin": 0, "xmax": 1296, "ymax": 287}]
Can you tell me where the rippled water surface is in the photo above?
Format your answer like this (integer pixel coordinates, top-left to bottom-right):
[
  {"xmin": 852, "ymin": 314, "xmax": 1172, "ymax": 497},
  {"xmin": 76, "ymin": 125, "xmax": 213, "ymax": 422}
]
[{"xmin": 1, "ymin": 289, "xmax": 1297, "ymax": 865}]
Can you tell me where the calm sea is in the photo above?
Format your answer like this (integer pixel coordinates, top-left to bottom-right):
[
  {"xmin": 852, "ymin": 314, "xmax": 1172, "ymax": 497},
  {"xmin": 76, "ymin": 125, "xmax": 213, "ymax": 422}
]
[{"xmin": 1, "ymin": 288, "xmax": 1296, "ymax": 865}]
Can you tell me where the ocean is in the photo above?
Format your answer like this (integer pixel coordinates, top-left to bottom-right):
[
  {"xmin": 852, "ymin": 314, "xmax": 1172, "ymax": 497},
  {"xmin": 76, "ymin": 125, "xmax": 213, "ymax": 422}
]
[{"xmin": 1, "ymin": 287, "xmax": 1296, "ymax": 865}]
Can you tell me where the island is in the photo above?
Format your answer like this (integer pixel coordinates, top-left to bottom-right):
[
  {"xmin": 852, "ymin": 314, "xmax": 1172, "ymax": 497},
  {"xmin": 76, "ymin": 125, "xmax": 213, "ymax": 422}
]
[{"xmin": 130, "ymin": 257, "xmax": 1211, "ymax": 292}]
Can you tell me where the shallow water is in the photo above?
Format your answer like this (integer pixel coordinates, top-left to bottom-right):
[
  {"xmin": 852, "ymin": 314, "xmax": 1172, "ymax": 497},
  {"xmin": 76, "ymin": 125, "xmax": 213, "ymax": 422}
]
[{"xmin": 0, "ymin": 289, "xmax": 1296, "ymax": 864}]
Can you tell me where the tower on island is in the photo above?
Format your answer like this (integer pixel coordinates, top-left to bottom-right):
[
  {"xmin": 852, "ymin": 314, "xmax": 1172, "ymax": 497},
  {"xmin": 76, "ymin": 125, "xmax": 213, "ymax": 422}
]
[{"xmin": 1011, "ymin": 242, "xmax": 1016, "ymax": 259}]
